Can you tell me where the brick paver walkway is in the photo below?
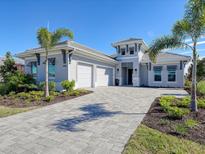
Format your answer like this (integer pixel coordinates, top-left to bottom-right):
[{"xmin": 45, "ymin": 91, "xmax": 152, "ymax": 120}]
[{"xmin": 0, "ymin": 87, "xmax": 187, "ymax": 154}]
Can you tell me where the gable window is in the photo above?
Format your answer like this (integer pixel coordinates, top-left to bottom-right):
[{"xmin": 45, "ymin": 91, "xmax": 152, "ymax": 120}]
[
  {"xmin": 153, "ymin": 66, "xmax": 162, "ymax": 82},
  {"xmin": 48, "ymin": 58, "xmax": 56, "ymax": 78},
  {"xmin": 129, "ymin": 47, "xmax": 134, "ymax": 55},
  {"xmin": 31, "ymin": 61, "xmax": 37, "ymax": 77},
  {"xmin": 167, "ymin": 65, "xmax": 177, "ymax": 82},
  {"xmin": 121, "ymin": 48, "xmax": 126, "ymax": 55}
]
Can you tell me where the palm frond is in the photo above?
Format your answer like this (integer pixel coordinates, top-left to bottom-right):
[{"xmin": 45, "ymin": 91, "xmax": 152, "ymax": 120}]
[
  {"xmin": 172, "ymin": 20, "xmax": 191, "ymax": 40},
  {"xmin": 37, "ymin": 28, "xmax": 52, "ymax": 49},
  {"xmin": 51, "ymin": 28, "xmax": 73, "ymax": 46},
  {"xmin": 185, "ymin": 0, "xmax": 205, "ymax": 39},
  {"xmin": 146, "ymin": 36, "xmax": 183, "ymax": 62}
]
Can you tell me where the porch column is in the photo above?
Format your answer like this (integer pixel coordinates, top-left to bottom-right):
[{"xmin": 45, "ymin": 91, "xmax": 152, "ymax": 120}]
[
  {"xmin": 115, "ymin": 62, "xmax": 122, "ymax": 86},
  {"xmin": 119, "ymin": 63, "xmax": 122, "ymax": 85},
  {"xmin": 92, "ymin": 64, "xmax": 97, "ymax": 88},
  {"xmin": 132, "ymin": 61, "xmax": 140, "ymax": 86}
]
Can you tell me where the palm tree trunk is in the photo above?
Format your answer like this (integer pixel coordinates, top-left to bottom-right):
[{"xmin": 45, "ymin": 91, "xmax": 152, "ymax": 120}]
[
  {"xmin": 45, "ymin": 49, "xmax": 49, "ymax": 97},
  {"xmin": 191, "ymin": 42, "xmax": 197, "ymax": 112}
]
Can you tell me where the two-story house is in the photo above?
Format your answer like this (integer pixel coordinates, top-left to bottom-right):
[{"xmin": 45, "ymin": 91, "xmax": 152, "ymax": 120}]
[{"xmin": 16, "ymin": 38, "xmax": 191, "ymax": 90}]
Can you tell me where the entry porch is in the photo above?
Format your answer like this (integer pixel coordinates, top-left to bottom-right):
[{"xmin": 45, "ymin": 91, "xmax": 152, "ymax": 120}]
[{"xmin": 116, "ymin": 62, "xmax": 140, "ymax": 86}]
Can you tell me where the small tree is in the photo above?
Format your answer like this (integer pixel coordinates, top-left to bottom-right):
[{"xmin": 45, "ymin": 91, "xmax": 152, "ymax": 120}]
[
  {"xmin": 37, "ymin": 28, "xmax": 73, "ymax": 97},
  {"xmin": 146, "ymin": 0, "xmax": 205, "ymax": 112},
  {"xmin": 0, "ymin": 52, "xmax": 17, "ymax": 82}
]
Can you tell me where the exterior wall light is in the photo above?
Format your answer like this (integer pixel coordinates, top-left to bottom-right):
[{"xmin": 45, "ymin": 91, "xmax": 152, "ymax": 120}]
[{"xmin": 135, "ymin": 68, "xmax": 137, "ymax": 72}]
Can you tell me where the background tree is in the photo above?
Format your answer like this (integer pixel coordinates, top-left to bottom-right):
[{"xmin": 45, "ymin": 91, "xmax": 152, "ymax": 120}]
[
  {"xmin": 37, "ymin": 28, "xmax": 73, "ymax": 97},
  {"xmin": 146, "ymin": 0, "xmax": 205, "ymax": 112},
  {"xmin": 187, "ymin": 58, "xmax": 205, "ymax": 81},
  {"xmin": 0, "ymin": 52, "xmax": 36, "ymax": 95},
  {"xmin": 0, "ymin": 52, "xmax": 17, "ymax": 82}
]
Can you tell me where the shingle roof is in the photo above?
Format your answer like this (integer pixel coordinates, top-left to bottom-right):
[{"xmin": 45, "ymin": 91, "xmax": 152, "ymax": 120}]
[
  {"xmin": 142, "ymin": 52, "xmax": 191, "ymax": 62},
  {"xmin": 16, "ymin": 40, "xmax": 117, "ymax": 63},
  {"xmin": 113, "ymin": 38, "xmax": 143, "ymax": 44}
]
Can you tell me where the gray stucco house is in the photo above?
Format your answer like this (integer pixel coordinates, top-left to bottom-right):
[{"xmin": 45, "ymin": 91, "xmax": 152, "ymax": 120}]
[{"xmin": 17, "ymin": 38, "xmax": 191, "ymax": 90}]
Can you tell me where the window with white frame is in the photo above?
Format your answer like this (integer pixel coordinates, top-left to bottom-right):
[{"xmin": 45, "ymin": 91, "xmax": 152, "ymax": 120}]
[
  {"xmin": 153, "ymin": 66, "xmax": 162, "ymax": 82},
  {"xmin": 30, "ymin": 61, "xmax": 37, "ymax": 77},
  {"xmin": 167, "ymin": 65, "xmax": 177, "ymax": 82},
  {"xmin": 121, "ymin": 48, "xmax": 126, "ymax": 55},
  {"xmin": 48, "ymin": 58, "xmax": 55, "ymax": 78},
  {"xmin": 129, "ymin": 47, "xmax": 134, "ymax": 55}
]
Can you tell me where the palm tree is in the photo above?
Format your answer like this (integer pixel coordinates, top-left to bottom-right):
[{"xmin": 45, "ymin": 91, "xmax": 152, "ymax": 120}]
[
  {"xmin": 37, "ymin": 28, "xmax": 73, "ymax": 97},
  {"xmin": 146, "ymin": 0, "xmax": 205, "ymax": 112}
]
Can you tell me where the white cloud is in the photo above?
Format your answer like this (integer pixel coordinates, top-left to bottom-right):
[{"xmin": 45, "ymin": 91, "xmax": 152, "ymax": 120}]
[{"xmin": 147, "ymin": 31, "xmax": 154, "ymax": 37}]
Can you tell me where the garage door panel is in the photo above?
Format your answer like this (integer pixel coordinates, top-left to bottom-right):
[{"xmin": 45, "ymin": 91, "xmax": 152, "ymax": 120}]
[
  {"xmin": 77, "ymin": 63, "xmax": 92, "ymax": 88},
  {"xmin": 97, "ymin": 66, "xmax": 113, "ymax": 86}
]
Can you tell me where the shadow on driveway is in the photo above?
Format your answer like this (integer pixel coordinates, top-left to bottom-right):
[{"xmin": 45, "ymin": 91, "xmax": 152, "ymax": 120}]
[{"xmin": 52, "ymin": 103, "xmax": 122, "ymax": 132}]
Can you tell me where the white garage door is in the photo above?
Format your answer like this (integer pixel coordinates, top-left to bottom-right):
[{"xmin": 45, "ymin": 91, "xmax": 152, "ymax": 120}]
[
  {"xmin": 97, "ymin": 66, "xmax": 113, "ymax": 86},
  {"xmin": 77, "ymin": 63, "xmax": 92, "ymax": 88}
]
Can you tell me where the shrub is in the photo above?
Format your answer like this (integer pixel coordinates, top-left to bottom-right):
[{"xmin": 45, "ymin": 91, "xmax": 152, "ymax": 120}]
[
  {"xmin": 198, "ymin": 99, "xmax": 205, "ymax": 109},
  {"xmin": 159, "ymin": 96, "xmax": 175, "ymax": 111},
  {"xmin": 0, "ymin": 83, "xmax": 8, "ymax": 95},
  {"xmin": 49, "ymin": 81, "xmax": 56, "ymax": 91},
  {"xmin": 16, "ymin": 92, "xmax": 31, "ymax": 100},
  {"xmin": 184, "ymin": 80, "xmax": 191, "ymax": 89},
  {"xmin": 159, "ymin": 119, "xmax": 170, "ymax": 126},
  {"xmin": 175, "ymin": 97, "xmax": 190, "ymax": 108},
  {"xmin": 50, "ymin": 91, "xmax": 59, "ymax": 96},
  {"xmin": 185, "ymin": 119, "xmax": 198, "ymax": 128},
  {"xmin": 69, "ymin": 90, "xmax": 80, "ymax": 96},
  {"xmin": 197, "ymin": 81, "xmax": 205, "ymax": 96},
  {"xmin": 39, "ymin": 81, "xmax": 56, "ymax": 91},
  {"xmin": 3, "ymin": 72, "xmax": 37, "ymax": 94},
  {"xmin": 160, "ymin": 96, "xmax": 176, "ymax": 102},
  {"xmin": 32, "ymin": 95, "xmax": 41, "ymax": 102},
  {"xmin": 175, "ymin": 124, "xmax": 188, "ymax": 135},
  {"xmin": 44, "ymin": 96, "xmax": 54, "ymax": 102},
  {"xmin": 167, "ymin": 107, "xmax": 190, "ymax": 119},
  {"xmin": 29, "ymin": 91, "xmax": 44, "ymax": 97},
  {"xmin": 61, "ymin": 80, "xmax": 75, "ymax": 92},
  {"xmin": 77, "ymin": 89, "xmax": 89, "ymax": 93}
]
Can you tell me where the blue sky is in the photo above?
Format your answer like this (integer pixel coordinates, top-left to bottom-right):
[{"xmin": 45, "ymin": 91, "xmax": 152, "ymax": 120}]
[{"xmin": 0, "ymin": 0, "xmax": 204, "ymax": 58}]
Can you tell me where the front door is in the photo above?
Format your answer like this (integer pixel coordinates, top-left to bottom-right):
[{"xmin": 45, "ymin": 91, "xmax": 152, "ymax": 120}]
[{"xmin": 128, "ymin": 69, "xmax": 133, "ymax": 85}]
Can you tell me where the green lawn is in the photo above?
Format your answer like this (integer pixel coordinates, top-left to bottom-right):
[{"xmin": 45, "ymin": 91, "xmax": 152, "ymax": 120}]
[
  {"xmin": 0, "ymin": 106, "xmax": 31, "ymax": 118},
  {"xmin": 123, "ymin": 124, "xmax": 205, "ymax": 154}
]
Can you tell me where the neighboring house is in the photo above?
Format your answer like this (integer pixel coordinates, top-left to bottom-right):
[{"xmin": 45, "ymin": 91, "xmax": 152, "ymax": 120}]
[{"xmin": 16, "ymin": 38, "xmax": 191, "ymax": 90}]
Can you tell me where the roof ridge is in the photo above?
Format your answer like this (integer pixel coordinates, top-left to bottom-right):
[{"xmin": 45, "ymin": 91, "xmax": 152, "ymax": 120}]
[
  {"xmin": 113, "ymin": 38, "xmax": 143, "ymax": 44},
  {"xmin": 162, "ymin": 51, "xmax": 191, "ymax": 58},
  {"xmin": 69, "ymin": 41, "xmax": 114, "ymax": 59}
]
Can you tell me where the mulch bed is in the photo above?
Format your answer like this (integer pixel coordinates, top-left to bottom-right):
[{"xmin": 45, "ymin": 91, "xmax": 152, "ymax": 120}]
[
  {"xmin": 142, "ymin": 98, "xmax": 205, "ymax": 145},
  {"xmin": 0, "ymin": 91, "xmax": 93, "ymax": 108}
]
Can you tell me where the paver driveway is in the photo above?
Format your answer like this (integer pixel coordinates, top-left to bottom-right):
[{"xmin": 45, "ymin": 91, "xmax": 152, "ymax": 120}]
[{"xmin": 0, "ymin": 87, "xmax": 187, "ymax": 154}]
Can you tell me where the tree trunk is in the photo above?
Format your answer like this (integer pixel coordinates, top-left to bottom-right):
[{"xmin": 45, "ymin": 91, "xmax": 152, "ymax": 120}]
[
  {"xmin": 191, "ymin": 42, "xmax": 197, "ymax": 112},
  {"xmin": 45, "ymin": 49, "xmax": 49, "ymax": 97}
]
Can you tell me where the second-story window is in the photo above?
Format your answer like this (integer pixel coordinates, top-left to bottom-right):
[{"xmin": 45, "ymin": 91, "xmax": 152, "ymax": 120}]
[
  {"xmin": 129, "ymin": 47, "xmax": 134, "ymax": 55},
  {"xmin": 121, "ymin": 48, "xmax": 126, "ymax": 55}
]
